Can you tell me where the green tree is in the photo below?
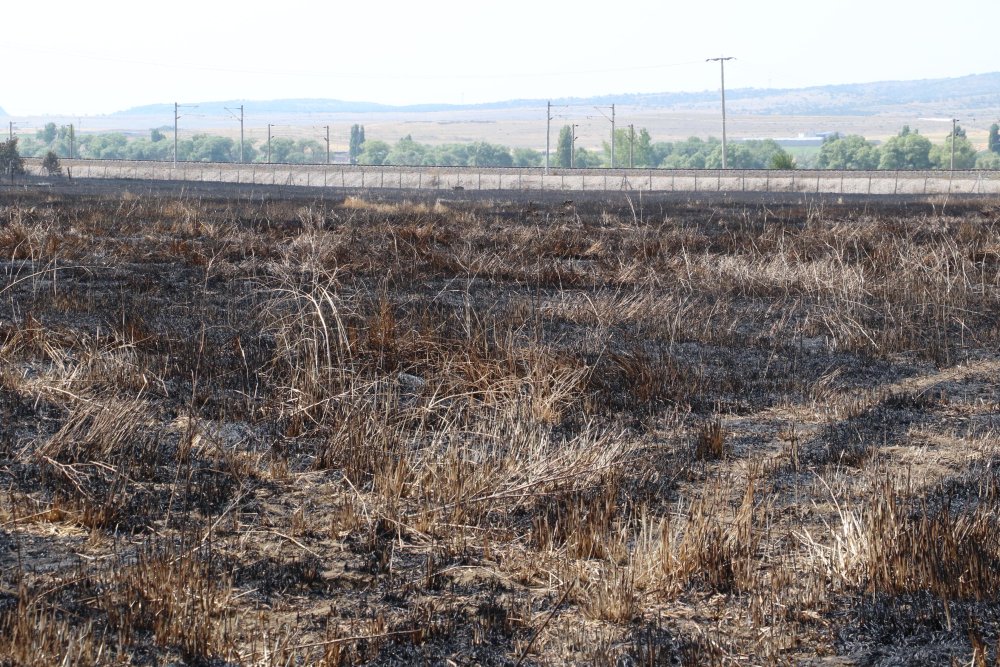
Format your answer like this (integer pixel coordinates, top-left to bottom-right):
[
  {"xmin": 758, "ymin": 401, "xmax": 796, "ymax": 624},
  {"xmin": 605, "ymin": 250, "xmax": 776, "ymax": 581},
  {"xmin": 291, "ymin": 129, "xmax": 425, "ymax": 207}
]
[
  {"xmin": 386, "ymin": 135, "xmax": 429, "ymax": 166},
  {"xmin": 555, "ymin": 125, "xmax": 573, "ymax": 168},
  {"xmin": 430, "ymin": 143, "xmax": 470, "ymax": 166},
  {"xmin": 878, "ymin": 129, "xmax": 932, "ymax": 169},
  {"xmin": 41, "ymin": 151, "xmax": 62, "ymax": 176},
  {"xmin": 659, "ymin": 137, "xmax": 718, "ymax": 169},
  {"xmin": 976, "ymin": 151, "xmax": 1000, "ymax": 169},
  {"xmin": 599, "ymin": 127, "xmax": 657, "ymax": 168},
  {"xmin": 987, "ymin": 123, "xmax": 999, "ymax": 154},
  {"xmin": 704, "ymin": 139, "xmax": 785, "ymax": 169},
  {"xmin": 349, "ymin": 124, "xmax": 365, "ymax": 164},
  {"xmin": 817, "ymin": 134, "xmax": 880, "ymax": 170},
  {"xmin": 189, "ymin": 134, "xmax": 237, "ymax": 162},
  {"xmin": 466, "ymin": 142, "xmax": 513, "ymax": 167},
  {"xmin": 512, "ymin": 147, "xmax": 542, "ymax": 167},
  {"xmin": 357, "ymin": 140, "xmax": 390, "ymax": 165},
  {"xmin": 635, "ymin": 129, "xmax": 659, "ymax": 167},
  {"xmin": 81, "ymin": 133, "xmax": 129, "ymax": 159},
  {"xmin": 38, "ymin": 122, "xmax": 57, "ymax": 144},
  {"xmin": 573, "ymin": 147, "xmax": 603, "ymax": 168},
  {"xmin": 0, "ymin": 138, "xmax": 25, "ymax": 176},
  {"xmin": 603, "ymin": 128, "xmax": 632, "ymax": 168},
  {"xmin": 770, "ymin": 149, "xmax": 796, "ymax": 169},
  {"xmin": 929, "ymin": 131, "xmax": 977, "ymax": 169},
  {"xmin": 150, "ymin": 128, "xmax": 166, "ymax": 142},
  {"xmin": 266, "ymin": 137, "xmax": 296, "ymax": 163}
]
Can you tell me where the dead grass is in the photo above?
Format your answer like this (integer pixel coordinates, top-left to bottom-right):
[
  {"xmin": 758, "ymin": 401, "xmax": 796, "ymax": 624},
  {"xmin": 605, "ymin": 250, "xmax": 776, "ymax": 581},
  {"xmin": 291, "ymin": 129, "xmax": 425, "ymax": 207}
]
[{"xmin": 1, "ymin": 192, "xmax": 999, "ymax": 664}]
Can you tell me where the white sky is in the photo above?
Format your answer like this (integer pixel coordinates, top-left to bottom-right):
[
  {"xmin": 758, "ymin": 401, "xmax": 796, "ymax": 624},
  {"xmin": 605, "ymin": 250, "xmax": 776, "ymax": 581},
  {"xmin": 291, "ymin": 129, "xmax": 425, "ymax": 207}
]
[{"xmin": 3, "ymin": 0, "xmax": 997, "ymax": 116}]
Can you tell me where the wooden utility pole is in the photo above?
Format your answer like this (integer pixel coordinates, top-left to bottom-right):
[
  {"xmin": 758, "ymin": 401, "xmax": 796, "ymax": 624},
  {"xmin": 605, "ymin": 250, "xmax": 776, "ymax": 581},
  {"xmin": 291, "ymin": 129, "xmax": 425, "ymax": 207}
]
[
  {"xmin": 707, "ymin": 57, "xmax": 735, "ymax": 169},
  {"xmin": 571, "ymin": 124, "xmax": 578, "ymax": 169},
  {"xmin": 546, "ymin": 101, "xmax": 551, "ymax": 173},
  {"xmin": 951, "ymin": 117, "xmax": 958, "ymax": 171},
  {"xmin": 629, "ymin": 124, "xmax": 635, "ymax": 169},
  {"xmin": 610, "ymin": 104, "xmax": 615, "ymax": 168},
  {"xmin": 174, "ymin": 102, "xmax": 179, "ymax": 166},
  {"xmin": 239, "ymin": 105, "xmax": 245, "ymax": 164}
]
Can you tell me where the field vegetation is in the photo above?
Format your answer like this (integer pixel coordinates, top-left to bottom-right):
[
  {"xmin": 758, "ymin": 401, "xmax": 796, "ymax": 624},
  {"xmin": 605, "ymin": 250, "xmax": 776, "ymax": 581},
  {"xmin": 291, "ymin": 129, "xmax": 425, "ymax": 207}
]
[
  {"xmin": 17, "ymin": 119, "xmax": 1000, "ymax": 170},
  {"xmin": 1, "ymin": 189, "xmax": 999, "ymax": 664}
]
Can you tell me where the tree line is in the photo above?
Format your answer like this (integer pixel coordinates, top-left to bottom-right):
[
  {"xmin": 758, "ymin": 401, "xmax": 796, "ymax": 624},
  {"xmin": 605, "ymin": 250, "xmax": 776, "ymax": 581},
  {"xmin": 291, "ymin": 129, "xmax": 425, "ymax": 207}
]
[
  {"xmin": 817, "ymin": 125, "xmax": 1000, "ymax": 170},
  {"xmin": 11, "ymin": 121, "xmax": 1000, "ymax": 170}
]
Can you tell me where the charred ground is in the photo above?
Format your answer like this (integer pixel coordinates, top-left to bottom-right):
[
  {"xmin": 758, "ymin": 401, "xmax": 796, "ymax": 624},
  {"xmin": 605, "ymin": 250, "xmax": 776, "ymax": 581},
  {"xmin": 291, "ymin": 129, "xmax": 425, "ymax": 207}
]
[{"xmin": 1, "ymin": 190, "xmax": 999, "ymax": 665}]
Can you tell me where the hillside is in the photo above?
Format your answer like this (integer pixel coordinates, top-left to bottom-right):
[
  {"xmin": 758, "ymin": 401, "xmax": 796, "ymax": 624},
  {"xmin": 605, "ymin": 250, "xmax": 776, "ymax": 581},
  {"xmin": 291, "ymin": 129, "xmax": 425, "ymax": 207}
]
[{"xmin": 116, "ymin": 72, "xmax": 1000, "ymax": 119}]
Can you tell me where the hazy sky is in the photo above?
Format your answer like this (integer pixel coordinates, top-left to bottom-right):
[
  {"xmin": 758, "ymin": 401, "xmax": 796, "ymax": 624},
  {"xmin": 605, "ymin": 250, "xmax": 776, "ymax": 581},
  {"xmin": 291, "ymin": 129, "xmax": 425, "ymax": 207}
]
[{"xmin": 3, "ymin": 0, "xmax": 997, "ymax": 116}]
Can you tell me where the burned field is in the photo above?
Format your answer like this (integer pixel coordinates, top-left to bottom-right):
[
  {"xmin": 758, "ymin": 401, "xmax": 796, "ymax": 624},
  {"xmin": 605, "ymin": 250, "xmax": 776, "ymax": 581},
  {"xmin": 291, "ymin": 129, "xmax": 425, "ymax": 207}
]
[{"xmin": 1, "ymin": 190, "xmax": 999, "ymax": 665}]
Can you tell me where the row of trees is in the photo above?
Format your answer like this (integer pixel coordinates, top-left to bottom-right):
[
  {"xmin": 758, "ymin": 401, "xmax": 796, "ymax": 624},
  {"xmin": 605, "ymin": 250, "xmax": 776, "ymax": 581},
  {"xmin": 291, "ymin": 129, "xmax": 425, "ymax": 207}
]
[
  {"xmin": 355, "ymin": 135, "xmax": 543, "ymax": 168},
  {"xmin": 12, "ymin": 121, "xmax": 1000, "ymax": 170},
  {"xmin": 818, "ymin": 125, "xmax": 1000, "ymax": 170},
  {"xmin": 553, "ymin": 126, "xmax": 795, "ymax": 169},
  {"xmin": 19, "ymin": 123, "xmax": 331, "ymax": 164}
]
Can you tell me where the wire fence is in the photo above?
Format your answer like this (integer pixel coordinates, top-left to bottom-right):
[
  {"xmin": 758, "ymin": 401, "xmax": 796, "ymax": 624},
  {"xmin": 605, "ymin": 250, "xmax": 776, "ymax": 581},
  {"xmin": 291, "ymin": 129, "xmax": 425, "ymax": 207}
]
[{"xmin": 23, "ymin": 158, "xmax": 1000, "ymax": 195}]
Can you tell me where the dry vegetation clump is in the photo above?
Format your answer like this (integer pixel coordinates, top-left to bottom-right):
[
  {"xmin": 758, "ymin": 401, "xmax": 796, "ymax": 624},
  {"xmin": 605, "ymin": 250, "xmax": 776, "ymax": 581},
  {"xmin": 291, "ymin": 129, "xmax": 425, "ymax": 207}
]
[{"xmin": 1, "ymin": 191, "xmax": 999, "ymax": 664}]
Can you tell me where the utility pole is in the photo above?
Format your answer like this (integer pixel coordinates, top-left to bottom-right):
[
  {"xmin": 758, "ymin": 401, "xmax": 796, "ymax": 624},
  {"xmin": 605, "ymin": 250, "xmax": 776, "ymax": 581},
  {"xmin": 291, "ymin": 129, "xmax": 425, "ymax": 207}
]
[
  {"xmin": 69, "ymin": 124, "xmax": 75, "ymax": 159},
  {"xmin": 571, "ymin": 124, "xmax": 578, "ymax": 169},
  {"xmin": 325, "ymin": 125, "xmax": 331, "ymax": 165},
  {"xmin": 951, "ymin": 117, "xmax": 958, "ymax": 172},
  {"xmin": 611, "ymin": 104, "xmax": 615, "ymax": 169},
  {"xmin": 629, "ymin": 124, "xmax": 635, "ymax": 169},
  {"xmin": 7, "ymin": 122, "xmax": 12, "ymax": 140},
  {"xmin": 267, "ymin": 124, "xmax": 274, "ymax": 164},
  {"xmin": 707, "ymin": 56, "xmax": 735, "ymax": 169},
  {"xmin": 225, "ymin": 105, "xmax": 245, "ymax": 163},
  {"xmin": 174, "ymin": 102, "xmax": 179, "ymax": 166},
  {"xmin": 546, "ymin": 101, "xmax": 551, "ymax": 173}
]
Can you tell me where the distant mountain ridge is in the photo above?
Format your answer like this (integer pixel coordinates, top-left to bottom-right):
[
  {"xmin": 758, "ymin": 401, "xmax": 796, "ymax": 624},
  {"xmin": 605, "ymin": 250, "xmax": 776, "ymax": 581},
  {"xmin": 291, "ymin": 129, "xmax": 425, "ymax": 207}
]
[{"xmin": 115, "ymin": 72, "xmax": 1000, "ymax": 118}]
